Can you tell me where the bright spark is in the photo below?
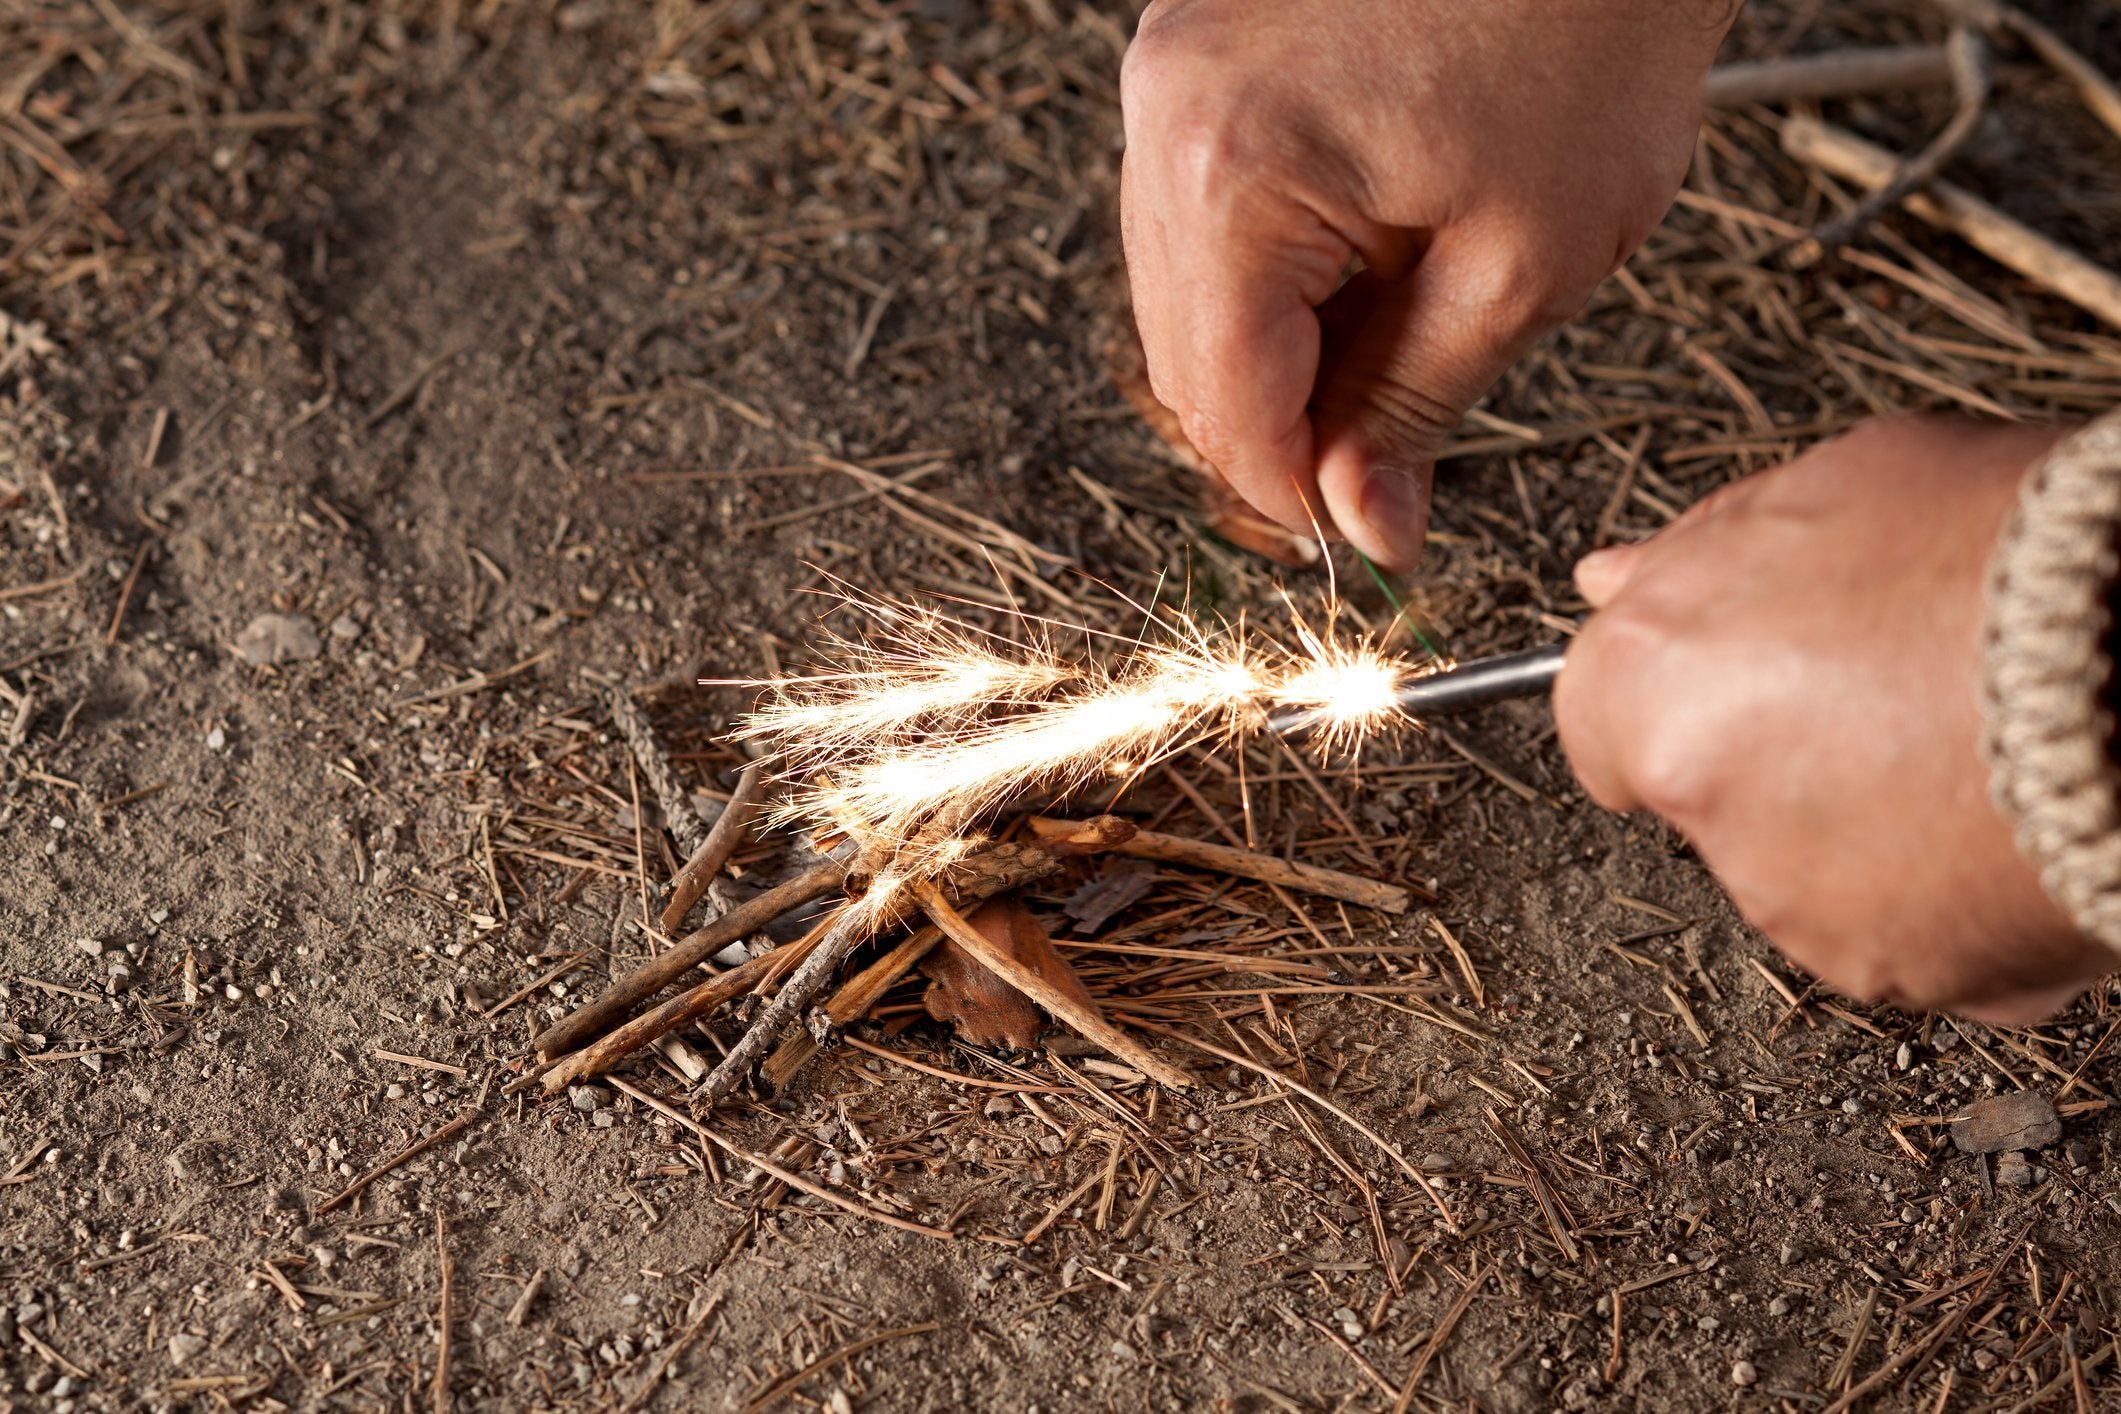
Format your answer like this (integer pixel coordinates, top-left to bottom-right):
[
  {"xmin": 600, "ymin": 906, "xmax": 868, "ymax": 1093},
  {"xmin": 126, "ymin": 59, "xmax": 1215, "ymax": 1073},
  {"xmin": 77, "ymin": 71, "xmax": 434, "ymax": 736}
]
[{"xmin": 726, "ymin": 590, "xmax": 1428, "ymax": 893}]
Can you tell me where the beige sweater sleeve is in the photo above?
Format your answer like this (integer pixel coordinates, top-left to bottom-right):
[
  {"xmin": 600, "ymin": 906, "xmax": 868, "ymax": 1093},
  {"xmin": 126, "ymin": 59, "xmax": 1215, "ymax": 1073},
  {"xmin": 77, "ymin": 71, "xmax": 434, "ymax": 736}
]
[{"xmin": 1983, "ymin": 409, "xmax": 2121, "ymax": 950}]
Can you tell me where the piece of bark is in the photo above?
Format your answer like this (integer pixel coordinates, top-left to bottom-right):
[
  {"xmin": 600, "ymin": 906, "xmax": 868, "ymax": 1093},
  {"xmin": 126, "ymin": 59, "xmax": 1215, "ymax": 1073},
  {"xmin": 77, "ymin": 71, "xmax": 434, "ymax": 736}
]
[
  {"xmin": 1063, "ymin": 860, "xmax": 1157, "ymax": 934},
  {"xmin": 1951, "ymin": 1090, "xmax": 2061, "ymax": 1154},
  {"xmin": 922, "ymin": 901, "xmax": 1098, "ymax": 1050}
]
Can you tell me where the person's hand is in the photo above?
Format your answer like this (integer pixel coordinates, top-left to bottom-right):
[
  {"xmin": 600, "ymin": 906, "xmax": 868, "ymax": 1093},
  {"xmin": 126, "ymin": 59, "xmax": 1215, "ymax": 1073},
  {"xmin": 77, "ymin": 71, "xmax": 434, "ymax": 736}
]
[
  {"xmin": 1120, "ymin": 0, "xmax": 1734, "ymax": 569},
  {"xmin": 1554, "ymin": 417, "xmax": 2114, "ymax": 1023}
]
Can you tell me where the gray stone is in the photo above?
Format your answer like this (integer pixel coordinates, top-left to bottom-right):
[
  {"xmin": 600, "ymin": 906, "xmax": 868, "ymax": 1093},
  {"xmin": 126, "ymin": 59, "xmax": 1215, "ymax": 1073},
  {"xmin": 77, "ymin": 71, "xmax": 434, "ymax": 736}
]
[
  {"xmin": 167, "ymin": 1332, "xmax": 207, "ymax": 1367},
  {"xmin": 236, "ymin": 613, "xmax": 323, "ymax": 666},
  {"xmin": 1995, "ymin": 1151, "xmax": 2036, "ymax": 1187},
  {"xmin": 1951, "ymin": 1091, "xmax": 2060, "ymax": 1154}
]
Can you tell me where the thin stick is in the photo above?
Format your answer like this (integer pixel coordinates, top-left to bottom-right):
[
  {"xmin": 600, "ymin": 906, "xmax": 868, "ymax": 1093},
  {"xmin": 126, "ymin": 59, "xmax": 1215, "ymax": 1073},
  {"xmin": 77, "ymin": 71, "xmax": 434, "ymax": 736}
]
[
  {"xmin": 534, "ymin": 924, "xmax": 831, "ymax": 1094},
  {"xmin": 1797, "ymin": 26, "xmax": 1990, "ymax": 261},
  {"xmin": 432, "ymin": 1210, "xmax": 453, "ymax": 1414},
  {"xmin": 693, "ymin": 842, "xmax": 1066, "ymax": 1106},
  {"xmin": 1025, "ymin": 816, "xmax": 1414, "ymax": 913},
  {"xmin": 609, "ymin": 1077, "xmax": 953, "ymax": 1240},
  {"xmin": 535, "ymin": 857, "xmax": 847, "ymax": 1061},
  {"xmin": 103, "ymin": 540, "xmax": 151, "ymax": 646},
  {"xmin": 1392, "ymin": 1263, "xmax": 1486, "ymax": 1412},
  {"xmin": 608, "ymin": 688, "xmax": 709, "ymax": 859},
  {"xmin": 660, "ymin": 761, "xmax": 765, "ymax": 934},
  {"xmin": 1782, "ymin": 116, "xmax": 2121, "ymax": 331},
  {"xmin": 1706, "ymin": 43, "xmax": 1953, "ymax": 108},
  {"xmin": 1133, "ymin": 1022, "xmax": 1456, "ymax": 1228},
  {"xmin": 912, "ymin": 881, "xmax": 1194, "ymax": 1089},
  {"xmin": 740, "ymin": 1323, "xmax": 941, "ymax": 1414},
  {"xmin": 1946, "ymin": 0, "xmax": 2121, "ymax": 145},
  {"xmin": 316, "ymin": 1110, "xmax": 481, "ymax": 1216},
  {"xmin": 761, "ymin": 927, "xmax": 943, "ymax": 1090},
  {"xmin": 613, "ymin": 1292, "xmax": 722, "ymax": 1414}
]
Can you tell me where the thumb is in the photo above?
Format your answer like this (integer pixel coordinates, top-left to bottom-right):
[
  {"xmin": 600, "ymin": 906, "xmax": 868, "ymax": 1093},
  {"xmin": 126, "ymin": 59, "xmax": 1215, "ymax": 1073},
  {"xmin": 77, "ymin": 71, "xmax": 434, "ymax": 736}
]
[
  {"xmin": 1574, "ymin": 545, "xmax": 1646, "ymax": 607},
  {"xmin": 1309, "ymin": 238, "xmax": 1564, "ymax": 571}
]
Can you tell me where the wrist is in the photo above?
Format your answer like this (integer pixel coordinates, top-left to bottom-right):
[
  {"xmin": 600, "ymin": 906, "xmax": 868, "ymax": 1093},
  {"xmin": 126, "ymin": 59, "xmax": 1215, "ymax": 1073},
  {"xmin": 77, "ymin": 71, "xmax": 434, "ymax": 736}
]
[{"xmin": 1981, "ymin": 409, "xmax": 2121, "ymax": 952}]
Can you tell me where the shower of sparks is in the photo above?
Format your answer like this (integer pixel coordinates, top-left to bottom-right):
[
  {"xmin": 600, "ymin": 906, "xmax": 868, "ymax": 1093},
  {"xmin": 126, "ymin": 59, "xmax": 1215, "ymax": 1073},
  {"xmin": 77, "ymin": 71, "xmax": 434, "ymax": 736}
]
[{"xmin": 724, "ymin": 587, "xmax": 1433, "ymax": 906}]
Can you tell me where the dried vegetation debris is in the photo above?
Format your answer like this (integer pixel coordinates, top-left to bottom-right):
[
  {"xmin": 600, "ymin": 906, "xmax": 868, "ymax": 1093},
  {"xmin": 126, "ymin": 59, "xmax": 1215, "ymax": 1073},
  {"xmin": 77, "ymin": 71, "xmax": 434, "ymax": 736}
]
[{"xmin": 1, "ymin": 0, "xmax": 2120, "ymax": 1410}]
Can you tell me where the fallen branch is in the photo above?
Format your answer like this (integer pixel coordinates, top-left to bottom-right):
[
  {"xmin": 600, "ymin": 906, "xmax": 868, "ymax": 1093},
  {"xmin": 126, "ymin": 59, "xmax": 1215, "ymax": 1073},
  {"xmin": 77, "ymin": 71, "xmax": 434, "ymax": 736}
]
[
  {"xmin": 660, "ymin": 761, "xmax": 766, "ymax": 934},
  {"xmin": 912, "ymin": 881, "xmax": 1194, "ymax": 1089},
  {"xmin": 1782, "ymin": 115, "xmax": 2121, "ymax": 331},
  {"xmin": 1027, "ymin": 815, "xmax": 1413, "ymax": 913}
]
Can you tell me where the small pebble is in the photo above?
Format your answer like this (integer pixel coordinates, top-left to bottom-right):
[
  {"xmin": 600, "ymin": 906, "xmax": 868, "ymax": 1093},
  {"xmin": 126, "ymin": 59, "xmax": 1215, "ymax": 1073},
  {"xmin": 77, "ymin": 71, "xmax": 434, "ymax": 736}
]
[
  {"xmin": 1732, "ymin": 1360, "xmax": 1758, "ymax": 1387},
  {"xmin": 76, "ymin": 938, "xmax": 103, "ymax": 957}
]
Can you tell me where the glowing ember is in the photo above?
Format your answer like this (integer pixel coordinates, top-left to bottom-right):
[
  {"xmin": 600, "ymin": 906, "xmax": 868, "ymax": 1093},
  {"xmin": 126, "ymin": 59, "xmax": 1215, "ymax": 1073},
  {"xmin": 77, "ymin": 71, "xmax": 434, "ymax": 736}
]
[{"xmin": 724, "ymin": 589, "xmax": 1428, "ymax": 895}]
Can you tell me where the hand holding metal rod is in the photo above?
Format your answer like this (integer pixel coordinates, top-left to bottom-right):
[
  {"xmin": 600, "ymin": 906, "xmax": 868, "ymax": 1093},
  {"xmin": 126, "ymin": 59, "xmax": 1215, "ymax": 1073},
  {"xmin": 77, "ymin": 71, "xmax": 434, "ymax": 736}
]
[{"xmin": 1268, "ymin": 642, "xmax": 1566, "ymax": 735}]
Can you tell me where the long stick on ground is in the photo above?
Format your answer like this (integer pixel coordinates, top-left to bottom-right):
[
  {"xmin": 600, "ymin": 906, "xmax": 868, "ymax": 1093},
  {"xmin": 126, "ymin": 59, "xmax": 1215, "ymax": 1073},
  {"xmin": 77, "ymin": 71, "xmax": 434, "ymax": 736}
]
[
  {"xmin": 1706, "ymin": 43, "xmax": 1953, "ymax": 108},
  {"xmin": 1026, "ymin": 816, "xmax": 1413, "ymax": 913},
  {"xmin": 1782, "ymin": 115, "xmax": 2121, "ymax": 331},
  {"xmin": 660, "ymin": 761, "xmax": 766, "ymax": 934},
  {"xmin": 693, "ymin": 842, "xmax": 1068, "ymax": 1106},
  {"xmin": 536, "ymin": 856, "xmax": 848, "ymax": 1061},
  {"xmin": 913, "ymin": 881, "xmax": 1194, "ymax": 1089}
]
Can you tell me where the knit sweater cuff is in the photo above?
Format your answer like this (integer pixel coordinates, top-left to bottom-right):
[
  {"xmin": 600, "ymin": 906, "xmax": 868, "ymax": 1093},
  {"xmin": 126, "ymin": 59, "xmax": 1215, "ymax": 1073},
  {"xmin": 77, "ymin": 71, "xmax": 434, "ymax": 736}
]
[{"xmin": 1983, "ymin": 410, "xmax": 2121, "ymax": 952}]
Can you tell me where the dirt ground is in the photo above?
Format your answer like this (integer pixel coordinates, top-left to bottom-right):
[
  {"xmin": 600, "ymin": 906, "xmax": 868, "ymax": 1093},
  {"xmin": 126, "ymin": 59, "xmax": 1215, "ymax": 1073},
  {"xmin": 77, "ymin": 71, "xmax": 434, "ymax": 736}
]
[{"xmin": 6, "ymin": 1, "xmax": 2121, "ymax": 1410}]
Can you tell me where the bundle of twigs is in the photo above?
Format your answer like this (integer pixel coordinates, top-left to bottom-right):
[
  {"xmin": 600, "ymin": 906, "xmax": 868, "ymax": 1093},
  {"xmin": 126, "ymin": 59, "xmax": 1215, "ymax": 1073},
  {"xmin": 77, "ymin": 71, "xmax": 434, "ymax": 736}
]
[{"xmin": 508, "ymin": 699, "xmax": 1417, "ymax": 1110}]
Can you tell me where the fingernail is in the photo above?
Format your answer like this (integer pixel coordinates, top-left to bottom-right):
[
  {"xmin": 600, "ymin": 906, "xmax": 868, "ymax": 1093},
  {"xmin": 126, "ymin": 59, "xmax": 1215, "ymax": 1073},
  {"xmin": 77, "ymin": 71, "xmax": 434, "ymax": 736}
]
[
  {"xmin": 1357, "ymin": 465, "xmax": 1426, "ymax": 568},
  {"xmin": 1573, "ymin": 547, "xmax": 1634, "ymax": 607}
]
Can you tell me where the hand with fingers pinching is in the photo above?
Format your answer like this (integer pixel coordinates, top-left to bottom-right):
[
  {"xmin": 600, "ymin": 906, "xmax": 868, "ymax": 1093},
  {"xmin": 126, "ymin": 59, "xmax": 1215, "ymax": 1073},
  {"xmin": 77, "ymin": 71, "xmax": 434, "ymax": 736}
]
[
  {"xmin": 1553, "ymin": 417, "xmax": 2117, "ymax": 1024},
  {"xmin": 1119, "ymin": 0, "xmax": 1736, "ymax": 568}
]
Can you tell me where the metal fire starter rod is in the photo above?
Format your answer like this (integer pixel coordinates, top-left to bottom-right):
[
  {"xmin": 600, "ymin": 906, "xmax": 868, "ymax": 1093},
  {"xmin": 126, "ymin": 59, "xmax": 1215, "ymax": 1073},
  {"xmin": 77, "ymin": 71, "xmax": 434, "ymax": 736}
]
[{"xmin": 1267, "ymin": 642, "xmax": 1567, "ymax": 736}]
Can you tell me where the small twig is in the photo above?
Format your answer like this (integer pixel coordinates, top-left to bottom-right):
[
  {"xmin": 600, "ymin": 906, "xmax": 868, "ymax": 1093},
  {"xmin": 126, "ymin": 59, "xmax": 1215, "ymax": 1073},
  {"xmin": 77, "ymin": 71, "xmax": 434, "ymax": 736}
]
[
  {"xmin": 661, "ymin": 761, "xmax": 765, "ymax": 934},
  {"xmin": 1392, "ymin": 1263, "xmax": 1487, "ymax": 1412},
  {"xmin": 608, "ymin": 688, "xmax": 709, "ymax": 860},
  {"xmin": 482, "ymin": 952, "xmax": 590, "ymax": 1020},
  {"xmin": 505, "ymin": 1268, "xmax": 545, "ymax": 1327},
  {"xmin": 103, "ymin": 539, "xmax": 152, "ymax": 646},
  {"xmin": 316, "ymin": 1110, "xmax": 481, "ymax": 1216},
  {"xmin": 1782, "ymin": 116, "xmax": 2121, "ymax": 331},
  {"xmin": 1706, "ymin": 43, "xmax": 1954, "ymax": 108},
  {"xmin": 913, "ymin": 881, "xmax": 1194, "ymax": 1089},
  {"xmin": 761, "ymin": 926, "xmax": 943, "ymax": 1090},
  {"xmin": 1025, "ymin": 815, "xmax": 1416, "ymax": 912},
  {"xmin": 1794, "ymin": 26, "xmax": 1989, "ymax": 263},
  {"xmin": 533, "ymin": 923, "xmax": 833, "ymax": 1094},
  {"xmin": 535, "ymin": 857, "xmax": 848, "ymax": 1061},
  {"xmin": 432, "ymin": 1209, "xmax": 454, "ymax": 1414},
  {"xmin": 610, "ymin": 1077, "xmax": 953, "ymax": 1241},
  {"xmin": 612, "ymin": 1292, "xmax": 722, "ymax": 1414}
]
